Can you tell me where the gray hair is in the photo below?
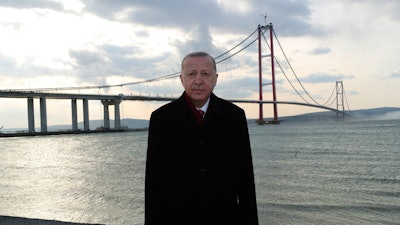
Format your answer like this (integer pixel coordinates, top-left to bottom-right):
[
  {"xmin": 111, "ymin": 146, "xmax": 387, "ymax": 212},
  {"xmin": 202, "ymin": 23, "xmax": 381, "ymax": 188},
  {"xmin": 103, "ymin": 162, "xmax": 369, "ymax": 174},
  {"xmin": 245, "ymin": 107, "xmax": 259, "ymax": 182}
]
[{"xmin": 181, "ymin": 52, "xmax": 217, "ymax": 72}]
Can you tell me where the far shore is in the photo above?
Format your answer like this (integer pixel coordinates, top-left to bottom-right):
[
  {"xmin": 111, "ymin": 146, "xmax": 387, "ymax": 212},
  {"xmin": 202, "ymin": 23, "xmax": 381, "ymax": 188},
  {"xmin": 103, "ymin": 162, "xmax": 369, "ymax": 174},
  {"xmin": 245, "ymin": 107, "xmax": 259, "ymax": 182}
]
[
  {"xmin": 0, "ymin": 215, "xmax": 103, "ymax": 225},
  {"xmin": 0, "ymin": 127, "xmax": 148, "ymax": 138}
]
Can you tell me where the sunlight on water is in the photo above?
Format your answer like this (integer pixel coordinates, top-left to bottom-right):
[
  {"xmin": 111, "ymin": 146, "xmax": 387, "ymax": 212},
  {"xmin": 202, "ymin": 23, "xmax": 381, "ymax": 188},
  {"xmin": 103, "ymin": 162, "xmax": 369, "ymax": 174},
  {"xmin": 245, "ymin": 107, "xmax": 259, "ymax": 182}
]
[
  {"xmin": 1, "ymin": 133, "xmax": 147, "ymax": 225},
  {"xmin": 1, "ymin": 120, "xmax": 400, "ymax": 224}
]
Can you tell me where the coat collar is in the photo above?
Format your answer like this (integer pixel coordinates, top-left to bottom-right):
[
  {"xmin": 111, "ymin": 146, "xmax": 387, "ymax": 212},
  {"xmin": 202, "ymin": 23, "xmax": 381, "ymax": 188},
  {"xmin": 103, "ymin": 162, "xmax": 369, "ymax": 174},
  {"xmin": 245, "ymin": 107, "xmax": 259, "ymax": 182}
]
[{"xmin": 176, "ymin": 92, "xmax": 223, "ymax": 121}]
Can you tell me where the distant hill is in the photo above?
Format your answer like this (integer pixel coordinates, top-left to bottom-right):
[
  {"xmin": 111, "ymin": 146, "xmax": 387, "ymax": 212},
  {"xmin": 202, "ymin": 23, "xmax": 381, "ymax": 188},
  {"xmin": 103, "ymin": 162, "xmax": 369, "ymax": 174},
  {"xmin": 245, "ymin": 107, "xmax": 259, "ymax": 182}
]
[
  {"xmin": 45, "ymin": 118, "xmax": 149, "ymax": 131},
  {"xmin": 273, "ymin": 107, "xmax": 400, "ymax": 123}
]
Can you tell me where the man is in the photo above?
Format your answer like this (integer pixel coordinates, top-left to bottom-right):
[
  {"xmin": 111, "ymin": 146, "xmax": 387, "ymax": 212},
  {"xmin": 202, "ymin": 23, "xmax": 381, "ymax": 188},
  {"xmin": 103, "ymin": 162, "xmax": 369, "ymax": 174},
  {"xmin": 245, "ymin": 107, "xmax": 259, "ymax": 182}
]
[{"xmin": 145, "ymin": 52, "xmax": 259, "ymax": 225}]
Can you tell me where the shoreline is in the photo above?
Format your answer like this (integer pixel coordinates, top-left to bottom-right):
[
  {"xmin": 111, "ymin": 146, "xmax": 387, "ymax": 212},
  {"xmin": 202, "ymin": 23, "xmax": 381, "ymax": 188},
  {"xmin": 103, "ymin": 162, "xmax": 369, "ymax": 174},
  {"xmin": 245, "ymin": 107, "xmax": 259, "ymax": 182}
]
[
  {"xmin": 0, "ymin": 215, "xmax": 103, "ymax": 225},
  {"xmin": 0, "ymin": 128, "xmax": 148, "ymax": 138}
]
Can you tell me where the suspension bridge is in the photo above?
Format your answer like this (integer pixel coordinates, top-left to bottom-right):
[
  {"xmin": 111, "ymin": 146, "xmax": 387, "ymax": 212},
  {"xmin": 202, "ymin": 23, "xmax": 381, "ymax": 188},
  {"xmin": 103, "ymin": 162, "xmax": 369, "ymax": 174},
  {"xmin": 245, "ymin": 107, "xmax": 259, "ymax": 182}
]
[{"xmin": 0, "ymin": 23, "xmax": 350, "ymax": 134}]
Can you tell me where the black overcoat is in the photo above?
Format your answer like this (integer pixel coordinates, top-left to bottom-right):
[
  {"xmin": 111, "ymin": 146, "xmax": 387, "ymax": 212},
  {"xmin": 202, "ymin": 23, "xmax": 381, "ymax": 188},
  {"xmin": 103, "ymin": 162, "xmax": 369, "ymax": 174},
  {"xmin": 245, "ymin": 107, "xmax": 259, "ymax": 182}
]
[{"xmin": 145, "ymin": 93, "xmax": 259, "ymax": 225}]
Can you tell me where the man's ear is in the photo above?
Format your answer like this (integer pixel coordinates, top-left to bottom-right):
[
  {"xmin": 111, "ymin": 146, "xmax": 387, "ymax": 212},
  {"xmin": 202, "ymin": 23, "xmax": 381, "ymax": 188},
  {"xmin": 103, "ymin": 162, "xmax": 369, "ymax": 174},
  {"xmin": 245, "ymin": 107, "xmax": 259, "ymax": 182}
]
[{"xmin": 179, "ymin": 74, "xmax": 183, "ymax": 84}]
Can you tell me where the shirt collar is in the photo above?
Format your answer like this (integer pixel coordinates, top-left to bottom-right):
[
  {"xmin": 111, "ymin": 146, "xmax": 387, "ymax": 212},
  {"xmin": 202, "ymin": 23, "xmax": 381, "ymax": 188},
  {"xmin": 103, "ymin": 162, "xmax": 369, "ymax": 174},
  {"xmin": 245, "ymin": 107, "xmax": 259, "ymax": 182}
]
[{"xmin": 196, "ymin": 98, "xmax": 210, "ymax": 113}]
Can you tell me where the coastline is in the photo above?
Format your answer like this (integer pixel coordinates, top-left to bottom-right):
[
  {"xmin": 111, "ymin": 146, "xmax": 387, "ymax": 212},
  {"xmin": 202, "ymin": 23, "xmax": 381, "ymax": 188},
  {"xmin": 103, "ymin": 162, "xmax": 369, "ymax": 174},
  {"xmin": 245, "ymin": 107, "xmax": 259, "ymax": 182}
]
[
  {"xmin": 0, "ymin": 216, "xmax": 103, "ymax": 225},
  {"xmin": 0, "ymin": 128, "xmax": 148, "ymax": 138}
]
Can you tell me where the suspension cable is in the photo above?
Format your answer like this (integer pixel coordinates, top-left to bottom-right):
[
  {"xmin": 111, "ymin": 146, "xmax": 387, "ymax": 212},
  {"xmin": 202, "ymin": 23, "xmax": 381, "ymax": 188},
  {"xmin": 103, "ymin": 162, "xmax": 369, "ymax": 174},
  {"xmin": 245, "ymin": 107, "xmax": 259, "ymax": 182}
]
[
  {"xmin": 343, "ymin": 86, "xmax": 351, "ymax": 112},
  {"xmin": 272, "ymin": 29, "xmax": 323, "ymax": 106},
  {"xmin": 326, "ymin": 90, "xmax": 338, "ymax": 107},
  {"xmin": 216, "ymin": 35, "xmax": 259, "ymax": 64},
  {"xmin": 214, "ymin": 28, "xmax": 258, "ymax": 60},
  {"xmin": 322, "ymin": 85, "xmax": 337, "ymax": 106},
  {"xmin": 261, "ymin": 32, "xmax": 312, "ymax": 104}
]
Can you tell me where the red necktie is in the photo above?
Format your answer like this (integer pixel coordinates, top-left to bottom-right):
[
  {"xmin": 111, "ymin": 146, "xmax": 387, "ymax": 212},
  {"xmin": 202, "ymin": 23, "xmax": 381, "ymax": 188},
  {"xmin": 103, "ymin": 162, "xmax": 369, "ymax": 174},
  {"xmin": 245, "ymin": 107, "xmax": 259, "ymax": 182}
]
[{"xmin": 198, "ymin": 109, "xmax": 205, "ymax": 118}]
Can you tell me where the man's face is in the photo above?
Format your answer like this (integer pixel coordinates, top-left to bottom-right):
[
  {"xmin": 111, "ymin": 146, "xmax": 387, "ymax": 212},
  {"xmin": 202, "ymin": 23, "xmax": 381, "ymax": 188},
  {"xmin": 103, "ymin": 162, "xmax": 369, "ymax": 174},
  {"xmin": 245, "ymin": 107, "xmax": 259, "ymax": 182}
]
[{"xmin": 180, "ymin": 56, "xmax": 218, "ymax": 108}]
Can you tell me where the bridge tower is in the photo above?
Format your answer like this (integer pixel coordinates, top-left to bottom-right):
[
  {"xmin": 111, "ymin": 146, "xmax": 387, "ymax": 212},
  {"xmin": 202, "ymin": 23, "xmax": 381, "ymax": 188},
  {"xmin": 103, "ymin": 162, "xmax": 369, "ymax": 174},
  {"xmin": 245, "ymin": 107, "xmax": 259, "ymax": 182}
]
[
  {"xmin": 257, "ymin": 23, "xmax": 279, "ymax": 125},
  {"xmin": 336, "ymin": 81, "xmax": 345, "ymax": 120},
  {"xmin": 256, "ymin": 25, "xmax": 265, "ymax": 125}
]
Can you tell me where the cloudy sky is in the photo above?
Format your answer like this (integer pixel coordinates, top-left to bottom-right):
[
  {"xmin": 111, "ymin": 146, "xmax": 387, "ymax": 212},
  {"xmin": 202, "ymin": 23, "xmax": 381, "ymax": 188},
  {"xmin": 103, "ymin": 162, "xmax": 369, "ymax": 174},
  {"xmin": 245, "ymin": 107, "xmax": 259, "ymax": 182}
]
[{"xmin": 1, "ymin": 0, "xmax": 400, "ymax": 129}]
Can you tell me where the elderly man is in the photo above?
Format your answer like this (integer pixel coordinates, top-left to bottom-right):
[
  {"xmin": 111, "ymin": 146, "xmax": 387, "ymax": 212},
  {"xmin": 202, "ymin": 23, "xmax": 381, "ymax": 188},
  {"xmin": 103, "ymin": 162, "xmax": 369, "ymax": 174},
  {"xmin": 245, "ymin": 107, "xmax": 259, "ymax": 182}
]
[{"xmin": 145, "ymin": 52, "xmax": 259, "ymax": 225}]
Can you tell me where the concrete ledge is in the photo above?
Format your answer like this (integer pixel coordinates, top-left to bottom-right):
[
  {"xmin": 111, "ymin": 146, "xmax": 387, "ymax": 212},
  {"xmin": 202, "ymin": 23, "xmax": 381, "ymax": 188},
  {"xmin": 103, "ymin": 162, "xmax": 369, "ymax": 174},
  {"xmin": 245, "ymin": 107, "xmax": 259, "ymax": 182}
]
[{"xmin": 0, "ymin": 216, "xmax": 103, "ymax": 225}]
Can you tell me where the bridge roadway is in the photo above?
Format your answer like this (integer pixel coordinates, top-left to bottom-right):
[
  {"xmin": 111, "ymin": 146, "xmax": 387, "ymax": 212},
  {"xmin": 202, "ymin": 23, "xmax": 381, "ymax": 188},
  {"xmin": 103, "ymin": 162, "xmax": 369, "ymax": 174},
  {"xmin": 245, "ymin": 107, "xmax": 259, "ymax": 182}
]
[{"xmin": 0, "ymin": 90, "xmax": 343, "ymax": 133}]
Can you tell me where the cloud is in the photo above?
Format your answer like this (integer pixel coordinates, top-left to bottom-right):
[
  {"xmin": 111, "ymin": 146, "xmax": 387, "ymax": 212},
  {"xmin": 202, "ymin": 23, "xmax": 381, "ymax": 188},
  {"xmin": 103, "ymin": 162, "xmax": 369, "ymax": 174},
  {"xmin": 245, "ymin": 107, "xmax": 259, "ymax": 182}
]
[
  {"xmin": 216, "ymin": 76, "xmax": 258, "ymax": 99},
  {"xmin": 301, "ymin": 72, "xmax": 355, "ymax": 84},
  {"xmin": 346, "ymin": 90, "xmax": 359, "ymax": 96},
  {"xmin": 0, "ymin": 0, "xmax": 63, "ymax": 10},
  {"xmin": 69, "ymin": 49, "xmax": 105, "ymax": 68},
  {"xmin": 68, "ymin": 44, "xmax": 175, "ymax": 83},
  {"xmin": 0, "ymin": 52, "xmax": 68, "ymax": 80},
  {"xmin": 83, "ymin": 0, "xmax": 227, "ymax": 29},
  {"xmin": 0, "ymin": 53, "xmax": 16, "ymax": 75},
  {"xmin": 171, "ymin": 25, "xmax": 221, "ymax": 58},
  {"xmin": 388, "ymin": 70, "xmax": 400, "ymax": 78},
  {"xmin": 263, "ymin": 0, "xmax": 315, "ymax": 36},
  {"xmin": 352, "ymin": 0, "xmax": 400, "ymax": 21},
  {"xmin": 81, "ymin": 0, "xmax": 315, "ymax": 36},
  {"xmin": 310, "ymin": 46, "xmax": 331, "ymax": 55}
]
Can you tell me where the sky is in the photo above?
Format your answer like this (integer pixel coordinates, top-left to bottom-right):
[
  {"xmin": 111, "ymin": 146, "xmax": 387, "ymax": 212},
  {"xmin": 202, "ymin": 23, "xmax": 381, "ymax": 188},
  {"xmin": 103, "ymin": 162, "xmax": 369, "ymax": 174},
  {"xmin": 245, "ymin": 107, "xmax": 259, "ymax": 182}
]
[{"xmin": 1, "ymin": 0, "xmax": 400, "ymax": 129}]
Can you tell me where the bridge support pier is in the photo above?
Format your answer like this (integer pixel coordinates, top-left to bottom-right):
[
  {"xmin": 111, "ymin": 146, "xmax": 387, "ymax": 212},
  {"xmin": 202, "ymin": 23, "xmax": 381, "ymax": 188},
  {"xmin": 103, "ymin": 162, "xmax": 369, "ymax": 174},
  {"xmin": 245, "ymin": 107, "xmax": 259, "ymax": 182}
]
[
  {"xmin": 83, "ymin": 98, "xmax": 90, "ymax": 131},
  {"xmin": 101, "ymin": 99, "xmax": 121, "ymax": 129},
  {"xmin": 102, "ymin": 100, "xmax": 111, "ymax": 129},
  {"xmin": 40, "ymin": 97, "xmax": 47, "ymax": 132},
  {"xmin": 71, "ymin": 99, "xmax": 78, "ymax": 131},
  {"xmin": 27, "ymin": 98, "xmax": 35, "ymax": 133},
  {"xmin": 114, "ymin": 100, "xmax": 121, "ymax": 129}
]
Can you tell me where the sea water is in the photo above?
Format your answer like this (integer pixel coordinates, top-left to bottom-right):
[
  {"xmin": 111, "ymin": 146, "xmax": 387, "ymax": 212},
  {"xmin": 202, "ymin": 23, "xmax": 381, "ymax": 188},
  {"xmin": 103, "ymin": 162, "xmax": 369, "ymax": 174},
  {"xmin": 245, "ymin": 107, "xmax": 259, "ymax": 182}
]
[{"xmin": 0, "ymin": 119, "xmax": 399, "ymax": 225}]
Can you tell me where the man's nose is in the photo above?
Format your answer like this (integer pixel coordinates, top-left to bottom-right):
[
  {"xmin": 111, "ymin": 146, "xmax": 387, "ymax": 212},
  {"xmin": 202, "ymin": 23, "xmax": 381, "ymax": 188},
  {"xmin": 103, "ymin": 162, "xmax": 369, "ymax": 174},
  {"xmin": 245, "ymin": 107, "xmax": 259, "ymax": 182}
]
[{"xmin": 194, "ymin": 74, "xmax": 203, "ymax": 83}]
